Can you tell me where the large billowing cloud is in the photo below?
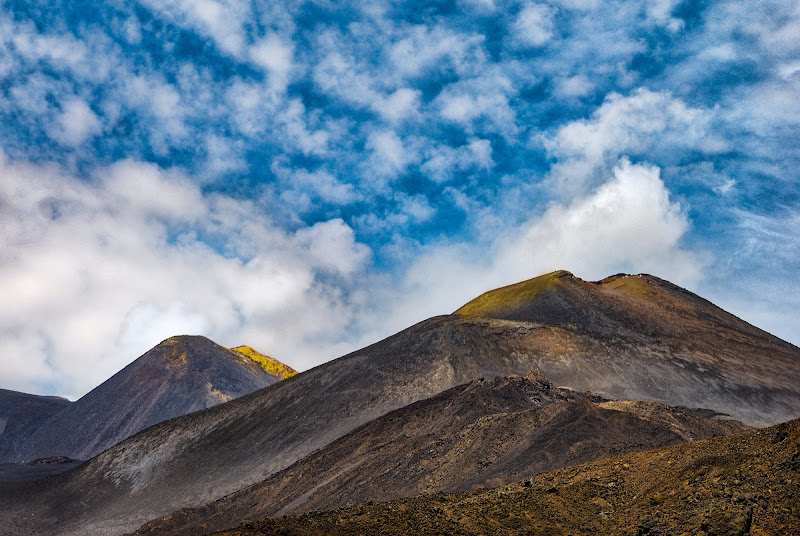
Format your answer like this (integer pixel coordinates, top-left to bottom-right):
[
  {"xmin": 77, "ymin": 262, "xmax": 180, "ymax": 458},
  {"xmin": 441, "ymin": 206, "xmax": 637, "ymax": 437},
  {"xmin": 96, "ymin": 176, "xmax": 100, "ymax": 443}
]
[
  {"xmin": 387, "ymin": 157, "xmax": 700, "ymax": 333},
  {"xmin": 0, "ymin": 151, "xmax": 370, "ymax": 398},
  {"xmin": 0, "ymin": 0, "xmax": 798, "ymax": 397}
]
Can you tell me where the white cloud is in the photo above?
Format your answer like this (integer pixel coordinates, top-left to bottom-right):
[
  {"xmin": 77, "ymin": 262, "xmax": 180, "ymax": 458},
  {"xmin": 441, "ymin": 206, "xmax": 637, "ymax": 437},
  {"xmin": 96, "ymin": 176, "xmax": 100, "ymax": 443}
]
[
  {"xmin": 313, "ymin": 31, "xmax": 384, "ymax": 110},
  {"xmin": 284, "ymin": 168, "xmax": 359, "ymax": 206},
  {"xmin": 545, "ymin": 88, "xmax": 727, "ymax": 195},
  {"xmin": 295, "ymin": 220, "xmax": 372, "ymax": 276},
  {"xmin": 7, "ymin": 21, "xmax": 89, "ymax": 72},
  {"xmin": 366, "ymin": 129, "xmax": 410, "ymax": 179},
  {"xmin": 435, "ymin": 71, "xmax": 518, "ymax": 136},
  {"xmin": 250, "ymin": 34, "xmax": 293, "ymax": 90},
  {"xmin": 203, "ymin": 135, "xmax": 247, "ymax": 175},
  {"xmin": 118, "ymin": 302, "xmax": 210, "ymax": 352},
  {"xmin": 551, "ymin": 0, "xmax": 599, "ymax": 10},
  {"xmin": 278, "ymin": 99, "xmax": 331, "ymax": 156},
  {"xmin": 49, "ymin": 99, "xmax": 103, "ymax": 146},
  {"xmin": 225, "ymin": 79, "xmax": 281, "ymax": 137},
  {"xmin": 778, "ymin": 61, "xmax": 800, "ymax": 80},
  {"xmin": 388, "ymin": 25, "xmax": 487, "ymax": 79},
  {"xmin": 512, "ymin": 3, "xmax": 557, "ymax": 48},
  {"xmin": 553, "ymin": 74, "xmax": 593, "ymax": 98},
  {"xmin": 397, "ymin": 193, "xmax": 436, "ymax": 224},
  {"xmin": 381, "ymin": 158, "xmax": 701, "ymax": 333},
  {"xmin": 724, "ymin": 78, "xmax": 800, "ymax": 132},
  {"xmin": 122, "ymin": 16, "xmax": 142, "ymax": 45},
  {"xmin": 138, "ymin": 0, "xmax": 251, "ymax": 56},
  {"xmin": 645, "ymin": 0, "xmax": 685, "ymax": 33},
  {"xmin": 378, "ymin": 88, "xmax": 421, "ymax": 122},
  {"xmin": 501, "ymin": 158, "xmax": 697, "ymax": 283},
  {"xmin": 458, "ymin": 0, "xmax": 497, "ymax": 12},
  {"xmin": 421, "ymin": 139, "xmax": 494, "ymax": 183},
  {"xmin": 0, "ymin": 151, "xmax": 372, "ymax": 398}
]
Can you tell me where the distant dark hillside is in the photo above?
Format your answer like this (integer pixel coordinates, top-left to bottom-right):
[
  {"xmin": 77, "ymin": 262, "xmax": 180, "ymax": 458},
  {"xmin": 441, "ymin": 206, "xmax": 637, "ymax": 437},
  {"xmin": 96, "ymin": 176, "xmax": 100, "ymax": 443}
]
[
  {"xmin": 133, "ymin": 372, "xmax": 748, "ymax": 536},
  {"xmin": 217, "ymin": 418, "xmax": 800, "ymax": 536},
  {"xmin": 0, "ymin": 389, "xmax": 72, "ymax": 462},
  {"xmin": 4, "ymin": 336, "xmax": 289, "ymax": 462}
]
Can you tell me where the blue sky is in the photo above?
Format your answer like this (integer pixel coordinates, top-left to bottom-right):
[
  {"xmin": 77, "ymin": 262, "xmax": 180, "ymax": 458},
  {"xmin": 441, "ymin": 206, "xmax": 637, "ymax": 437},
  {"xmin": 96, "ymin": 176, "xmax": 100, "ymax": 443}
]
[{"xmin": 1, "ymin": 0, "xmax": 798, "ymax": 398}]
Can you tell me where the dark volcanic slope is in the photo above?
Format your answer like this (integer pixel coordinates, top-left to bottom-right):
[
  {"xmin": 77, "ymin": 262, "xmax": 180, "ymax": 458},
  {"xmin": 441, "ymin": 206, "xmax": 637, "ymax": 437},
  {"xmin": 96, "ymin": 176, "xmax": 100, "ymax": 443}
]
[
  {"xmin": 0, "ymin": 389, "xmax": 71, "ymax": 462},
  {"xmin": 216, "ymin": 418, "xmax": 800, "ymax": 536},
  {"xmin": 0, "ymin": 317, "xmax": 590, "ymax": 536},
  {"xmin": 1, "ymin": 270, "xmax": 798, "ymax": 536},
  {"xmin": 456, "ymin": 270, "xmax": 800, "ymax": 427},
  {"xmin": 134, "ymin": 373, "xmax": 748, "ymax": 536},
  {"xmin": 7, "ymin": 336, "xmax": 285, "ymax": 462}
]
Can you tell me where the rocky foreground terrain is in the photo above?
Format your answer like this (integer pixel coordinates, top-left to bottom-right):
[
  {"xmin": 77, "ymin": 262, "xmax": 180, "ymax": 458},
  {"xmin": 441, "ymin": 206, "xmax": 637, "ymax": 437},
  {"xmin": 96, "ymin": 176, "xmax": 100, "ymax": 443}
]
[
  {"xmin": 133, "ymin": 372, "xmax": 749, "ymax": 536},
  {"xmin": 216, "ymin": 418, "xmax": 800, "ymax": 536}
]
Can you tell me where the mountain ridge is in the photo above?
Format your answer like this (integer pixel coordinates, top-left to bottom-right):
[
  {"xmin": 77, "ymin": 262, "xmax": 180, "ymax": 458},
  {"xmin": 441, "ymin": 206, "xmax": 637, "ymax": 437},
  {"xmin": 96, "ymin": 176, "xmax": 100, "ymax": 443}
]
[
  {"xmin": 3, "ymin": 335, "xmax": 288, "ymax": 462},
  {"xmin": 1, "ymin": 270, "xmax": 798, "ymax": 535}
]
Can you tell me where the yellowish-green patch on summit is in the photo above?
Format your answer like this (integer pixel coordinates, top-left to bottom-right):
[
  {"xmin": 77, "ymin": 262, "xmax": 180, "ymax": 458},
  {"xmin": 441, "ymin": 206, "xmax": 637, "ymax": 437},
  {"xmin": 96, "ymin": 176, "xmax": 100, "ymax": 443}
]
[
  {"xmin": 230, "ymin": 346, "xmax": 297, "ymax": 381},
  {"xmin": 455, "ymin": 270, "xmax": 573, "ymax": 318}
]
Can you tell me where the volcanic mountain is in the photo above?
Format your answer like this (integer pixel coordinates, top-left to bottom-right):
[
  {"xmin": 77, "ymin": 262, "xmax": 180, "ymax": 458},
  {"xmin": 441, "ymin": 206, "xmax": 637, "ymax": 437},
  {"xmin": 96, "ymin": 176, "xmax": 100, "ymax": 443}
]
[
  {"xmin": 217, "ymin": 418, "xmax": 800, "ymax": 536},
  {"xmin": 455, "ymin": 270, "xmax": 800, "ymax": 427},
  {"xmin": 133, "ymin": 372, "xmax": 749, "ymax": 536},
  {"xmin": 1, "ymin": 271, "xmax": 798, "ymax": 536},
  {"xmin": 3, "ymin": 335, "xmax": 295, "ymax": 463},
  {"xmin": 0, "ymin": 389, "xmax": 71, "ymax": 463}
]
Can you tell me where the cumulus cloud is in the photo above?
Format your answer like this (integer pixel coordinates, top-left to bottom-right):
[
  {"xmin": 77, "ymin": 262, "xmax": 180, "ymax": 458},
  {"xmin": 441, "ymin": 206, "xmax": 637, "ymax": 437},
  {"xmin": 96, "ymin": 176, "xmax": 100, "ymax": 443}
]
[
  {"xmin": 382, "ymin": 158, "xmax": 701, "ymax": 333},
  {"xmin": 388, "ymin": 25, "xmax": 487, "ymax": 80},
  {"xmin": 436, "ymin": 71, "xmax": 518, "ymax": 137},
  {"xmin": 501, "ymin": 158, "xmax": 697, "ymax": 282},
  {"xmin": 0, "ymin": 151, "xmax": 371, "ymax": 398},
  {"xmin": 421, "ymin": 139, "xmax": 494, "ymax": 183},
  {"xmin": 138, "ymin": 0, "xmax": 252, "ymax": 55},
  {"xmin": 250, "ymin": 34, "xmax": 294, "ymax": 90},
  {"xmin": 365, "ymin": 129, "xmax": 412, "ymax": 181},
  {"xmin": 511, "ymin": 3, "xmax": 557, "ymax": 48},
  {"xmin": 378, "ymin": 88, "xmax": 421, "ymax": 122},
  {"xmin": 377, "ymin": 158, "xmax": 700, "ymax": 335},
  {"xmin": 49, "ymin": 99, "xmax": 103, "ymax": 146},
  {"xmin": 645, "ymin": 0, "xmax": 685, "ymax": 33},
  {"xmin": 545, "ymin": 88, "xmax": 727, "ymax": 195}
]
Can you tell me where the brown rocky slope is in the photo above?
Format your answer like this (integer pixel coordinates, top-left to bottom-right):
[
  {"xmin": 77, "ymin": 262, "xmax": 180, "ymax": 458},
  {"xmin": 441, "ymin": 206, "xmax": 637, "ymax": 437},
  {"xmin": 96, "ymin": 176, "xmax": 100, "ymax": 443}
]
[
  {"xmin": 133, "ymin": 372, "xmax": 749, "ymax": 536},
  {"xmin": 216, "ymin": 418, "xmax": 800, "ymax": 536}
]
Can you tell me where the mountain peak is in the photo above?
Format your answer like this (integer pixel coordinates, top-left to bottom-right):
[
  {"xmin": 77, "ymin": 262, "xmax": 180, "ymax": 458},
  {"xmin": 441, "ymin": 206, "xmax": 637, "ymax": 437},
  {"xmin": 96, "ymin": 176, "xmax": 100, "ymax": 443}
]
[
  {"xmin": 4, "ymin": 336, "xmax": 287, "ymax": 462},
  {"xmin": 454, "ymin": 270, "xmax": 575, "ymax": 318},
  {"xmin": 230, "ymin": 346, "xmax": 297, "ymax": 381}
]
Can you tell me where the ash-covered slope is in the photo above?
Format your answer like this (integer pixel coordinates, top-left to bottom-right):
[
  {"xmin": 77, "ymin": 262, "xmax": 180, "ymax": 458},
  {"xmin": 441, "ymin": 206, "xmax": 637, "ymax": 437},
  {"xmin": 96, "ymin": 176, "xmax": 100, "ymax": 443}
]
[
  {"xmin": 0, "ymin": 389, "xmax": 71, "ymax": 462},
  {"xmin": 1, "ymin": 270, "xmax": 798, "ymax": 536},
  {"xmin": 7, "ymin": 336, "xmax": 288, "ymax": 462},
  {"xmin": 0, "ymin": 317, "xmax": 583, "ymax": 536},
  {"xmin": 223, "ymin": 419, "xmax": 800, "ymax": 536},
  {"xmin": 456, "ymin": 270, "xmax": 800, "ymax": 427},
  {"xmin": 133, "ymin": 373, "xmax": 748, "ymax": 536}
]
